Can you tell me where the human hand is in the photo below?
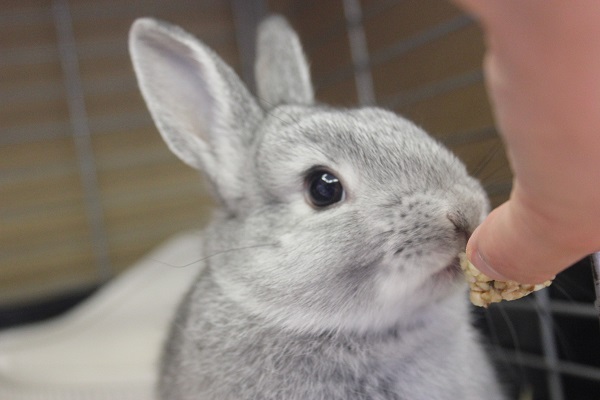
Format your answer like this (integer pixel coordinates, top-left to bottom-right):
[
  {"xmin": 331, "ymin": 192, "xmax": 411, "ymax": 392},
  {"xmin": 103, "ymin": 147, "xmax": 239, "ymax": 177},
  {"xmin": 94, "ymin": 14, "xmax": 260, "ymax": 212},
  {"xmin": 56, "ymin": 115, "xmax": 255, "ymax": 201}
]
[{"xmin": 453, "ymin": 0, "xmax": 600, "ymax": 283}]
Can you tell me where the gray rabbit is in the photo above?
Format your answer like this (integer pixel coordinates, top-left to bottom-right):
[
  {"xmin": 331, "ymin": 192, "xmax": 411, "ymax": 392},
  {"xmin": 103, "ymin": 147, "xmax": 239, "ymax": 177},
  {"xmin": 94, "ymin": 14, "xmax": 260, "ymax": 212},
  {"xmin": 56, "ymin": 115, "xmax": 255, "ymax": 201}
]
[{"xmin": 129, "ymin": 15, "xmax": 505, "ymax": 400}]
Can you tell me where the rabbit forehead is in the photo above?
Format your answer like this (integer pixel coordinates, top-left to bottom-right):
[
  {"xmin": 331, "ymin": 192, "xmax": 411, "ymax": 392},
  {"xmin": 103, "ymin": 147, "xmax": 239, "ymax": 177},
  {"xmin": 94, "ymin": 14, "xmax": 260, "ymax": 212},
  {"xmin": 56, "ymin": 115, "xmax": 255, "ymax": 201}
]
[{"xmin": 255, "ymin": 107, "xmax": 466, "ymax": 192}]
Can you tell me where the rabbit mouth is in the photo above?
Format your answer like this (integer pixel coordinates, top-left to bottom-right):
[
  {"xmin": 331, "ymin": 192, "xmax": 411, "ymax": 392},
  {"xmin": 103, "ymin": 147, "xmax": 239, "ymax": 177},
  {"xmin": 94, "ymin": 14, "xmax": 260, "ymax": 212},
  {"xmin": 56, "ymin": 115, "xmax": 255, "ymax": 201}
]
[{"xmin": 433, "ymin": 257, "xmax": 463, "ymax": 281}]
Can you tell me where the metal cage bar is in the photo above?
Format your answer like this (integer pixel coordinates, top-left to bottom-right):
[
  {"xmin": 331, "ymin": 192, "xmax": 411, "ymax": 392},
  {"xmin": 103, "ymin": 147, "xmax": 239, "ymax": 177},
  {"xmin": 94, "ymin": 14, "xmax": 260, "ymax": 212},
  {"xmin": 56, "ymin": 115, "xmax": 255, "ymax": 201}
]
[
  {"xmin": 52, "ymin": 0, "xmax": 112, "ymax": 282},
  {"xmin": 342, "ymin": 0, "xmax": 376, "ymax": 106}
]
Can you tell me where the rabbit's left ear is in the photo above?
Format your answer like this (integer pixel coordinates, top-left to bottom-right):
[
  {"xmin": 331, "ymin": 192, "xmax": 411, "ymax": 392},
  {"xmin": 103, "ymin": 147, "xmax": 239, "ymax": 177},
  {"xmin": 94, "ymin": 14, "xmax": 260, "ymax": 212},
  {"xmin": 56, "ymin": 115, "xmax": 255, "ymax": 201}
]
[
  {"xmin": 129, "ymin": 18, "xmax": 263, "ymax": 210},
  {"xmin": 255, "ymin": 15, "xmax": 314, "ymax": 109}
]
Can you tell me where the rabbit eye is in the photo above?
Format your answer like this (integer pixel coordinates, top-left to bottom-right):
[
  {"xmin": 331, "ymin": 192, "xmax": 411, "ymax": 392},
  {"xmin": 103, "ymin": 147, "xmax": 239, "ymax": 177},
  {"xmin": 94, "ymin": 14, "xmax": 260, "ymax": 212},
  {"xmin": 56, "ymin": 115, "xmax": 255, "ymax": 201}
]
[{"xmin": 305, "ymin": 169, "xmax": 344, "ymax": 208}]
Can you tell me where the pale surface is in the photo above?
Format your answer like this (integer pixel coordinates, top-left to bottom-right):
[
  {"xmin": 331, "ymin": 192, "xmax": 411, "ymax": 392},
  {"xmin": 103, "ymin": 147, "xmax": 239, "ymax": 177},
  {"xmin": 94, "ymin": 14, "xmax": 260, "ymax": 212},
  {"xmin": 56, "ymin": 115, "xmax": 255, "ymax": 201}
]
[{"xmin": 0, "ymin": 231, "xmax": 204, "ymax": 400}]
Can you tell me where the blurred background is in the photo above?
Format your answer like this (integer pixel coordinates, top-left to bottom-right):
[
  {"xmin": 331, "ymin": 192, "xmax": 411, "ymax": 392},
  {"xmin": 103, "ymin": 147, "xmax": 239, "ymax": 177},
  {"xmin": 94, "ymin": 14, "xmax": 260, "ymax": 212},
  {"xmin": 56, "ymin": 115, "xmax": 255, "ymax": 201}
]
[{"xmin": 1, "ymin": 0, "xmax": 599, "ymax": 399}]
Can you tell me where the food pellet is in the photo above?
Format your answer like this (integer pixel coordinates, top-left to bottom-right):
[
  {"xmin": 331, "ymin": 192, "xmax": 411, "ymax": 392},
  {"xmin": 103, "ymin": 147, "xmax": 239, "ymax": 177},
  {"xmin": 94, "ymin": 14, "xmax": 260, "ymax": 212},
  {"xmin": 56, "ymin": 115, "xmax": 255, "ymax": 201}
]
[{"xmin": 459, "ymin": 252, "xmax": 553, "ymax": 308}]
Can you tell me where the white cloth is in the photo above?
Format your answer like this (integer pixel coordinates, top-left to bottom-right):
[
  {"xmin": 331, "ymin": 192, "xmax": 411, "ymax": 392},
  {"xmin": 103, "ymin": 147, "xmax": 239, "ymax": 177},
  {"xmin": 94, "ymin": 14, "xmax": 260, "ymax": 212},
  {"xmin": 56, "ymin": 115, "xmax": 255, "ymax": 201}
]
[{"xmin": 0, "ymin": 231, "xmax": 204, "ymax": 400}]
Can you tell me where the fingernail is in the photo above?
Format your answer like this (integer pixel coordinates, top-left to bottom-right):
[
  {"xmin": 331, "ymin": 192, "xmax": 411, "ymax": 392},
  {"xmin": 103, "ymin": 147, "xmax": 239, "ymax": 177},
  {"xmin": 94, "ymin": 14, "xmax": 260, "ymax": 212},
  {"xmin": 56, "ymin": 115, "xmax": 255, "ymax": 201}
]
[
  {"xmin": 466, "ymin": 226, "xmax": 508, "ymax": 281},
  {"xmin": 467, "ymin": 247, "xmax": 508, "ymax": 281}
]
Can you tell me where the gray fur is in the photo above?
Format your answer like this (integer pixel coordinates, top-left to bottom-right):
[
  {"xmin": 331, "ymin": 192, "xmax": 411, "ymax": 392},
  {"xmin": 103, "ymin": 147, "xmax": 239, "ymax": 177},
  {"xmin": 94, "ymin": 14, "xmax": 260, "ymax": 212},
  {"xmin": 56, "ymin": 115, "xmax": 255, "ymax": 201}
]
[
  {"xmin": 129, "ymin": 15, "xmax": 505, "ymax": 400},
  {"xmin": 255, "ymin": 15, "xmax": 314, "ymax": 108}
]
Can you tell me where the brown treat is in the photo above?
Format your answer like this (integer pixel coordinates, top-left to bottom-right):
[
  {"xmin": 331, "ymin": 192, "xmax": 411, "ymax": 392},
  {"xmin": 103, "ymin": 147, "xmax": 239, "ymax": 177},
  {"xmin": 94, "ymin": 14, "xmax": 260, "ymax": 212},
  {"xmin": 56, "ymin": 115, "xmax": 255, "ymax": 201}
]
[{"xmin": 459, "ymin": 253, "xmax": 553, "ymax": 308}]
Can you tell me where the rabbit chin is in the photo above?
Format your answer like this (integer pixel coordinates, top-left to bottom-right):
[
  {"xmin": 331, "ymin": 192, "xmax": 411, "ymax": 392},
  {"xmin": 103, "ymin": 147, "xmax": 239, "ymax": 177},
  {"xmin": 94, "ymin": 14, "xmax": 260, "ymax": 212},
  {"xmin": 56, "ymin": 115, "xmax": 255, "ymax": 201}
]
[
  {"xmin": 374, "ymin": 259, "xmax": 466, "ymax": 310},
  {"xmin": 278, "ymin": 283, "xmax": 468, "ymax": 336},
  {"xmin": 221, "ymin": 261, "xmax": 468, "ymax": 336}
]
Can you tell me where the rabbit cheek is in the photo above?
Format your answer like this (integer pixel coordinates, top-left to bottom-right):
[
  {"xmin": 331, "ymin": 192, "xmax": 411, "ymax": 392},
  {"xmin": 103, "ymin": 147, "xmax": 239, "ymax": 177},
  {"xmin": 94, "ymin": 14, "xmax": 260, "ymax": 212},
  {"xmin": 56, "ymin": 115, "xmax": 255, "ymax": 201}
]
[
  {"xmin": 365, "ymin": 201, "xmax": 472, "ymax": 306},
  {"xmin": 374, "ymin": 254, "xmax": 465, "ymax": 313}
]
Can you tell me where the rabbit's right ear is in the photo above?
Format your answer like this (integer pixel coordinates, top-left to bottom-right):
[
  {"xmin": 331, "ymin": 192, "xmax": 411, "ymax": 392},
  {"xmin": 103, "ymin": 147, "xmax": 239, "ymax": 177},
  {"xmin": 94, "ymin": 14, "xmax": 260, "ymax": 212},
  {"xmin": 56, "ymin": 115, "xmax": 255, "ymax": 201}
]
[
  {"xmin": 129, "ymin": 18, "xmax": 263, "ymax": 211},
  {"xmin": 255, "ymin": 15, "xmax": 314, "ymax": 109}
]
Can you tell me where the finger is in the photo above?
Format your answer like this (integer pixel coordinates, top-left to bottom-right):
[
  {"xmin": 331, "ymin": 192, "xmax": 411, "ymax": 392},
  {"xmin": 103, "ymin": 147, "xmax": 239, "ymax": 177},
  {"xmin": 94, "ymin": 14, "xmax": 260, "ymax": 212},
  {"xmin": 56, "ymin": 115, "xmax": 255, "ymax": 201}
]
[{"xmin": 466, "ymin": 200, "xmax": 572, "ymax": 284}]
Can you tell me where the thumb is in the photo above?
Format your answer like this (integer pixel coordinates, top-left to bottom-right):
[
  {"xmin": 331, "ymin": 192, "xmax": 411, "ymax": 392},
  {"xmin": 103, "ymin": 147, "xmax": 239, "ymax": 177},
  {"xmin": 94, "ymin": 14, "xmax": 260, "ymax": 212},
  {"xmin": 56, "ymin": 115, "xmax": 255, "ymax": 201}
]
[{"xmin": 466, "ymin": 199, "xmax": 573, "ymax": 284}]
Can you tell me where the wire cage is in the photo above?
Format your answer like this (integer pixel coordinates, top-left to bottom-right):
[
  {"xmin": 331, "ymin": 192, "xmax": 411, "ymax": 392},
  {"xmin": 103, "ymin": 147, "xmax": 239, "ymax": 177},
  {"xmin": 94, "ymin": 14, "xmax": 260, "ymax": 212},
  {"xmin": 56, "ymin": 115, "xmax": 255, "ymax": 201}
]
[{"xmin": 1, "ymin": 0, "xmax": 599, "ymax": 399}]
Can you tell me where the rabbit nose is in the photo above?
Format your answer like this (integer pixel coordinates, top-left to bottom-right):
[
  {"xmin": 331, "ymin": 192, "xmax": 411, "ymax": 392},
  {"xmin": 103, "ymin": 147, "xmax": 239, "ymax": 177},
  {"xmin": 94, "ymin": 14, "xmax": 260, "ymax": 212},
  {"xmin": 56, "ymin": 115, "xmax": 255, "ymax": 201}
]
[{"xmin": 447, "ymin": 212, "xmax": 472, "ymax": 243}]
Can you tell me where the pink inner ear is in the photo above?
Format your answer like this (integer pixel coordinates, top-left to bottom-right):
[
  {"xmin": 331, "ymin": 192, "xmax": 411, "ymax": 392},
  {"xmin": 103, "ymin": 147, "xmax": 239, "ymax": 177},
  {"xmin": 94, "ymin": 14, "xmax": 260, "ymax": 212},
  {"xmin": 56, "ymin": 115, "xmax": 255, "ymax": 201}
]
[
  {"xmin": 130, "ymin": 18, "xmax": 263, "ymax": 212},
  {"xmin": 136, "ymin": 31, "xmax": 215, "ymax": 144}
]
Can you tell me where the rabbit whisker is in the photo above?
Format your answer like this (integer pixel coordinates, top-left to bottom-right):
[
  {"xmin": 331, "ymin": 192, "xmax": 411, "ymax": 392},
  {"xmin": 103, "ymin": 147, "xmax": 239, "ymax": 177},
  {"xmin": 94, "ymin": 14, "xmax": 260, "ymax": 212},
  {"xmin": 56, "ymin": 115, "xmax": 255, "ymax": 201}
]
[
  {"xmin": 528, "ymin": 292, "xmax": 574, "ymax": 362},
  {"xmin": 495, "ymin": 302, "xmax": 524, "ymax": 365},
  {"xmin": 258, "ymin": 95, "xmax": 302, "ymax": 126},
  {"xmin": 551, "ymin": 279, "xmax": 578, "ymax": 303},
  {"xmin": 470, "ymin": 140, "xmax": 503, "ymax": 179},
  {"xmin": 374, "ymin": 229, "xmax": 395, "ymax": 238},
  {"xmin": 150, "ymin": 242, "xmax": 279, "ymax": 269}
]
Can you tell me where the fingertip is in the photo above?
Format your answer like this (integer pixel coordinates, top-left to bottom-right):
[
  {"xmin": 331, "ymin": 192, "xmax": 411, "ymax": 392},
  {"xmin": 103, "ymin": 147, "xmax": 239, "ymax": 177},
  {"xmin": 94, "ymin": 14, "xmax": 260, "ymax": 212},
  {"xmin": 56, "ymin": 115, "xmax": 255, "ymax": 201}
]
[{"xmin": 466, "ymin": 222, "xmax": 510, "ymax": 281}]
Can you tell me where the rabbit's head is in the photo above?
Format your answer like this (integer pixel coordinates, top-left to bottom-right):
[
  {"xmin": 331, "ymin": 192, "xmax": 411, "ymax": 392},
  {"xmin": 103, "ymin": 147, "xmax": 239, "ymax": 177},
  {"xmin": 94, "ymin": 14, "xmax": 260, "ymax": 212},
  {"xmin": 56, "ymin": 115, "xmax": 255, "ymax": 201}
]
[{"xmin": 130, "ymin": 16, "xmax": 489, "ymax": 334}]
